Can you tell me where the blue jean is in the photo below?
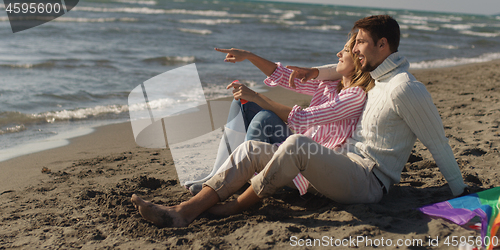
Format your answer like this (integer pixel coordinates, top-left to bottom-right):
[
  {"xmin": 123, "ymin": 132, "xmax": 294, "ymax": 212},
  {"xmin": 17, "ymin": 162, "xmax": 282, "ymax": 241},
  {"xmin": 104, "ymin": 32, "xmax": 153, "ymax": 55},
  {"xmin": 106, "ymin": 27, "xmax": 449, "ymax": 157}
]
[{"xmin": 227, "ymin": 99, "xmax": 292, "ymax": 144}]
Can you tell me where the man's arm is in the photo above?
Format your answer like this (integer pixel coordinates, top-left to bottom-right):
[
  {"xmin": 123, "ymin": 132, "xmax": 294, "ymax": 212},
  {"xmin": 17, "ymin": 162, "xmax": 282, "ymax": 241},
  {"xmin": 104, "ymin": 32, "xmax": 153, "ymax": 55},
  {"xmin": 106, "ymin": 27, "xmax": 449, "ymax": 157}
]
[
  {"xmin": 392, "ymin": 81, "xmax": 467, "ymax": 196},
  {"xmin": 286, "ymin": 64, "xmax": 340, "ymax": 88},
  {"xmin": 314, "ymin": 64, "xmax": 341, "ymax": 81}
]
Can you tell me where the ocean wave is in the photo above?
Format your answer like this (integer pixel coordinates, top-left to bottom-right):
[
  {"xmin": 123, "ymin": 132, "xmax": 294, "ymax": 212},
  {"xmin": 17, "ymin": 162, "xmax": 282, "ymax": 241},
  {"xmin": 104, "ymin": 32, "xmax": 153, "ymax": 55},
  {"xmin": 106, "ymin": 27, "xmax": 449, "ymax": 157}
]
[
  {"xmin": 3, "ymin": 16, "xmax": 136, "ymax": 23},
  {"xmin": 269, "ymin": 9, "xmax": 301, "ymax": 15},
  {"xmin": 111, "ymin": 0, "xmax": 157, "ymax": 5},
  {"xmin": 0, "ymin": 125, "xmax": 26, "ymax": 135},
  {"xmin": 410, "ymin": 52, "xmax": 500, "ymax": 69},
  {"xmin": 0, "ymin": 106, "xmax": 129, "ymax": 128},
  {"xmin": 0, "ymin": 59, "xmax": 114, "ymax": 69},
  {"xmin": 434, "ymin": 44, "xmax": 459, "ymax": 50},
  {"xmin": 300, "ymin": 25, "xmax": 342, "ymax": 31},
  {"xmin": 74, "ymin": 6, "xmax": 228, "ymax": 16},
  {"xmin": 441, "ymin": 24, "xmax": 472, "ymax": 30},
  {"xmin": 280, "ymin": 12, "xmax": 297, "ymax": 20},
  {"xmin": 410, "ymin": 25, "xmax": 439, "ymax": 31},
  {"xmin": 307, "ymin": 16, "xmax": 330, "ymax": 20},
  {"xmin": 54, "ymin": 17, "xmax": 138, "ymax": 22},
  {"xmin": 0, "ymin": 15, "xmax": 130, "ymax": 23},
  {"xmin": 399, "ymin": 18, "xmax": 427, "ymax": 25},
  {"xmin": 0, "ymin": 112, "xmax": 37, "ymax": 127},
  {"xmin": 39, "ymin": 105, "xmax": 129, "ymax": 123},
  {"xmin": 0, "ymin": 16, "xmax": 133, "ymax": 22},
  {"xmin": 0, "ymin": 61, "xmax": 55, "ymax": 69},
  {"xmin": 469, "ymin": 23, "xmax": 488, "ymax": 28},
  {"xmin": 345, "ymin": 11, "xmax": 363, "ymax": 17},
  {"xmin": 0, "ymin": 94, "xmax": 216, "ymax": 133},
  {"xmin": 142, "ymin": 56, "xmax": 196, "ymax": 65},
  {"xmin": 229, "ymin": 13, "xmax": 273, "ymax": 19},
  {"xmin": 399, "ymin": 14, "xmax": 462, "ymax": 23},
  {"xmin": 323, "ymin": 10, "xmax": 363, "ymax": 17},
  {"xmin": 370, "ymin": 10, "xmax": 397, "ymax": 16},
  {"xmin": 260, "ymin": 19, "xmax": 306, "ymax": 26},
  {"xmin": 268, "ymin": 9, "xmax": 301, "ymax": 20},
  {"xmin": 178, "ymin": 19, "xmax": 240, "ymax": 25},
  {"xmin": 178, "ymin": 28, "xmax": 212, "ymax": 35},
  {"xmin": 460, "ymin": 30, "xmax": 500, "ymax": 38}
]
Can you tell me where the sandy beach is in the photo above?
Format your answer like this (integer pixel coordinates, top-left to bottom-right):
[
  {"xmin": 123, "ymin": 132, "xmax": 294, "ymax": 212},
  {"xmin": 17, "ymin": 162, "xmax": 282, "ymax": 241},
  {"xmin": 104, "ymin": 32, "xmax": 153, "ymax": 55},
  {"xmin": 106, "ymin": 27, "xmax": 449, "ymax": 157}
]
[{"xmin": 1, "ymin": 60, "xmax": 499, "ymax": 249}]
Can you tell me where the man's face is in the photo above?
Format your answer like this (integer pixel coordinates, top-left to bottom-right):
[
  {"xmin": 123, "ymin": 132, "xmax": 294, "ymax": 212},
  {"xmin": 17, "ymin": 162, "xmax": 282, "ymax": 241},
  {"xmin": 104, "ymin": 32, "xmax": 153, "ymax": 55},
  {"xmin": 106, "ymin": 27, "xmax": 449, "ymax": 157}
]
[{"xmin": 353, "ymin": 29, "xmax": 383, "ymax": 72}]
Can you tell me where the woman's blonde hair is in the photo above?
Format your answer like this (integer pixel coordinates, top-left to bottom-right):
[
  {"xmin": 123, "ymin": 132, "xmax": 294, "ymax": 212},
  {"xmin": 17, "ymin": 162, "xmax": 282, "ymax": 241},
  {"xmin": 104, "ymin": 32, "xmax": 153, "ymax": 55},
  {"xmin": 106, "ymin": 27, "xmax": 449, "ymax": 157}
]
[{"xmin": 337, "ymin": 32, "xmax": 375, "ymax": 93}]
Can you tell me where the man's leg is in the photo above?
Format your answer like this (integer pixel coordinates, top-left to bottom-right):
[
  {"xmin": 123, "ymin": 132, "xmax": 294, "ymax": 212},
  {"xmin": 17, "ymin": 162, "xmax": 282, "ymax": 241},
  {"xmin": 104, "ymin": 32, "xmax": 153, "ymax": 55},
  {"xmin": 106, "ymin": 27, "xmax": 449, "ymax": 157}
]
[
  {"xmin": 131, "ymin": 186, "xmax": 219, "ymax": 228},
  {"xmin": 251, "ymin": 134, "xmax": 383, "ymax": 204},
  {"xmin": 132, "ymin": 140, "xmax": 277, "ymax": 227},
  {"xmin": 209, "ymin": 134, "xmax": 383, "ymax": 216},
  {"xmin": 203, "ymin": 140, "xmax": 277, "ymax": 201}
]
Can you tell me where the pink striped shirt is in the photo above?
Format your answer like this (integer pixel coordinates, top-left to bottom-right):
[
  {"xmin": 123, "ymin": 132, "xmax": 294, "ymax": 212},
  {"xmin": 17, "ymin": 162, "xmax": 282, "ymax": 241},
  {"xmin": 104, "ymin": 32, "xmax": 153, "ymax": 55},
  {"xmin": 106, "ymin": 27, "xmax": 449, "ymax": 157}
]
[{"xmin": 263, "ymin": 63, "xmax": 367, "ymax": 195}]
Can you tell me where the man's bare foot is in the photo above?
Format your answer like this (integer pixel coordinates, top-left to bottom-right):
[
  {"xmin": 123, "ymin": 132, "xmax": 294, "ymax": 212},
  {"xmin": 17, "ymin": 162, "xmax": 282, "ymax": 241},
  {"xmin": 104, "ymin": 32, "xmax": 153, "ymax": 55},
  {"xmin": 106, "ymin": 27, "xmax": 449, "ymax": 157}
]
[{"xmin": 131, "ymin": 194, "xmax": 189, "ymax": 227}]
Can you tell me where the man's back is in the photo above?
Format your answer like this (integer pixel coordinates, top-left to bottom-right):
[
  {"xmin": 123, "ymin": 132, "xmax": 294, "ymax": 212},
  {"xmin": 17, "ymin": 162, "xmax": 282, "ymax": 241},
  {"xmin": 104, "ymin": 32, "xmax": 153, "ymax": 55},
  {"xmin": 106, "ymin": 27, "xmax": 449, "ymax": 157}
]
[{"xmin": 346, "ymin": 52, "xmax": 466, "ymax": 196}]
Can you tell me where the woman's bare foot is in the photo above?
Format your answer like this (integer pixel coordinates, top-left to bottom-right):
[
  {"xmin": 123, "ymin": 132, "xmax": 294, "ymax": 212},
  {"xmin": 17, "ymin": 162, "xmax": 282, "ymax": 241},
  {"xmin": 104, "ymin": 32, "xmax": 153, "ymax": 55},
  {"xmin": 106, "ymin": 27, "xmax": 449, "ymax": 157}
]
[{"xmin": 130, "ymin": 194, "xmax": 189, "ymax": 227}]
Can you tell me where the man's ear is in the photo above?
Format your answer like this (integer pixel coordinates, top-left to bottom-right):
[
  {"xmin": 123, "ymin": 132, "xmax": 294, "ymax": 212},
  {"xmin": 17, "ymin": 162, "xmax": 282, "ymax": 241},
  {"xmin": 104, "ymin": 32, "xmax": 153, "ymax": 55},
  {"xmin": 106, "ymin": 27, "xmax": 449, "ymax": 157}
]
[{"xmin": 378, "ymin": 37, "xmax": 388, "ymax": 50}]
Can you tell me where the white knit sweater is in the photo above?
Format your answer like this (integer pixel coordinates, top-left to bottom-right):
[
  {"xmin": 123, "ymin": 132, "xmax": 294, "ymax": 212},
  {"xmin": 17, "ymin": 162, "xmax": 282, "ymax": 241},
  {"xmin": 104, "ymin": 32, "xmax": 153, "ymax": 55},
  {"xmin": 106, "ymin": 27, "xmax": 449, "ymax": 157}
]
[{"xmin": 317, "ymin": 52, "xmax": 466, "ymax": 196}]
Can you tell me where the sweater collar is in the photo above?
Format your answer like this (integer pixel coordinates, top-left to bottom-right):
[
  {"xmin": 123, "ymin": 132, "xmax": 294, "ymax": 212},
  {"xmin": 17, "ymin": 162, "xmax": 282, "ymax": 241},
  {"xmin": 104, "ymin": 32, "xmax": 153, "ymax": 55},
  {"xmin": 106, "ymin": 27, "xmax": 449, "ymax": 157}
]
[{"xmin": 370, "ymin": 52, "xmax": 410, "ymax": 82}]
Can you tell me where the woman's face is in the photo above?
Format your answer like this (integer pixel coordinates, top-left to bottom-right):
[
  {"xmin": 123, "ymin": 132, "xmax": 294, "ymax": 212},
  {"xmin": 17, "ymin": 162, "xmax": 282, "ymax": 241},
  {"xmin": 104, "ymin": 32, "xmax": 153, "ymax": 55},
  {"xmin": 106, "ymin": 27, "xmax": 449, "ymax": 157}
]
[{"xmin": 335, "ymin": 42, "xmax": 355, "ymax": 77}]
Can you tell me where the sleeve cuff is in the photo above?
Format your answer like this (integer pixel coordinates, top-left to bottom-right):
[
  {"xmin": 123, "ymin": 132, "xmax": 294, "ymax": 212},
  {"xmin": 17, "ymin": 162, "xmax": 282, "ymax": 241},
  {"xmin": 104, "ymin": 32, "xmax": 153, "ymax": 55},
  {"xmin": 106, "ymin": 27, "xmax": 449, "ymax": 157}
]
[
  {"xmin": 313, "ymin": 64, "xmax": 337, "ymax": 81},
  {"xmin": 287, "ymin": 105, "xmax": 301, "ymax": 125},
  {"xmin": 263, "ymin": 62, "xmax": 284, "ymax": 87},
  {"xmin": 449, "ymin": 180, "xmax": 467, "ymax": 197}
]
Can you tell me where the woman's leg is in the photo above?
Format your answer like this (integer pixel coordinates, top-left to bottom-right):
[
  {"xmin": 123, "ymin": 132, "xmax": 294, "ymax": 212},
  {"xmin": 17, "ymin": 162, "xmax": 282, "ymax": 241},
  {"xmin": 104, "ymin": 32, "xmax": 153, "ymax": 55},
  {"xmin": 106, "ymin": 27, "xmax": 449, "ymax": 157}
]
[
  {"xmin": 187, "ymin": 102, "xmax": 292, "ymax": 195},
  {"xmin": 185, "ymin": 100, "xmax": 263, "ymax": 190},
  {"xmin": 246, "ymin": 110, "xmax": 293, "ymax": 144}
]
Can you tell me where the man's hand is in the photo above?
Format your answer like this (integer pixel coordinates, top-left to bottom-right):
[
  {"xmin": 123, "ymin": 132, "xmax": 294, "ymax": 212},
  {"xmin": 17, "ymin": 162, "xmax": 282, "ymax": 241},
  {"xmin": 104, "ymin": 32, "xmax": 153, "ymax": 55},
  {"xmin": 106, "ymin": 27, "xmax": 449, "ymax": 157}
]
[
  {"xmin": 215, "ymin": 48, "xmax": 253, "ymax": 63},
  {"xmin": 285, "ymin": 66, "xmax": 319, "ymax": 88}
]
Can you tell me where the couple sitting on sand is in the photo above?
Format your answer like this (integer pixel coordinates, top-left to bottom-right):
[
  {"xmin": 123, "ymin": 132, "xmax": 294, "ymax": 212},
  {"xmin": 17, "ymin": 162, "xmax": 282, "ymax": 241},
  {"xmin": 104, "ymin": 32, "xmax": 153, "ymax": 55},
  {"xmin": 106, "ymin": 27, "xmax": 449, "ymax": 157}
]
[{"xmin": 131, "ymin": 15, "xmax": 467, "ymax": 228}]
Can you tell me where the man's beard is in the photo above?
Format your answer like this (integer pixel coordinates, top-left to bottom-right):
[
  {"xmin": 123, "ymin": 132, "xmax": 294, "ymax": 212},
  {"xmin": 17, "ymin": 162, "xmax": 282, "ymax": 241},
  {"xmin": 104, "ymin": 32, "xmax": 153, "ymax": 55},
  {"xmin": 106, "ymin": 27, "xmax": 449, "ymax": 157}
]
[{"xmin": 361, "ymin": 61, "xmax": 378, "ymax": 72}]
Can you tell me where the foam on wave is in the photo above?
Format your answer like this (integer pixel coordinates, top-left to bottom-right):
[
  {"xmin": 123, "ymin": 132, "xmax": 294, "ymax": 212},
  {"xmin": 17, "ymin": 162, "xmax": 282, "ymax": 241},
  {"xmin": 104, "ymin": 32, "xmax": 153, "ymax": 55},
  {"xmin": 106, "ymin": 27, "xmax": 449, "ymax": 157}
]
[{"xmin": 410, "ymin": 53, "xmax": 500, "ymax": 69}]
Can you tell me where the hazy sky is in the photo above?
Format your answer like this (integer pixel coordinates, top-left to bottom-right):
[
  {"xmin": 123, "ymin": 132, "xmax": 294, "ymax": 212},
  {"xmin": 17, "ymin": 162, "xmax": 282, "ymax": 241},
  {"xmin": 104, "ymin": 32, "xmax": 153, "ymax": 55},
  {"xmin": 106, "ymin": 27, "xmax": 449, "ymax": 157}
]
[{"xmin": 269, "ymin": 0, "xmax": 500, "ymax": 16}]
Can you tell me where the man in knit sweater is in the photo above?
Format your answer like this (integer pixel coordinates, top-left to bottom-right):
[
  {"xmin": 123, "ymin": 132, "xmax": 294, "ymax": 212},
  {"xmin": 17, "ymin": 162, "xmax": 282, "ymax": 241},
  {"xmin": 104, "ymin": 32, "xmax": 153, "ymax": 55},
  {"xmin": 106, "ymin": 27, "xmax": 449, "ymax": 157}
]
[
  {"xmin": 131, "ymin": 15, "xmax": 467, "ymax": 228},
  {"xmin": 297, "ymin": 15, "xmax": 467, "ymax": 197}
]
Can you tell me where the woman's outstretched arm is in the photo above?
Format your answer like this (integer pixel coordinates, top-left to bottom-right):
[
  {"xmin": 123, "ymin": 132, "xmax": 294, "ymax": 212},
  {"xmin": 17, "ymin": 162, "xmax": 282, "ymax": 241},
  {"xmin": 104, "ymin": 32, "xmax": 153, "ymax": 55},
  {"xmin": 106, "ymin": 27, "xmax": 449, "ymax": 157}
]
[{"xmin": 215, "ymin": 48, "xmax": 277, "ymax": 77}]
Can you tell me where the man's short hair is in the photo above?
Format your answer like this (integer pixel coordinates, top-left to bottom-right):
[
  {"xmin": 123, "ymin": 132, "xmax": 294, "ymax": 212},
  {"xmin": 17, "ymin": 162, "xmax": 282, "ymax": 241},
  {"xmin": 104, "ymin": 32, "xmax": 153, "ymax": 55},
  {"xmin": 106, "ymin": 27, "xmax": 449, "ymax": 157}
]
[{"xmin": 353, "ymin": 15, "xmax": 400, "ymax": 53}]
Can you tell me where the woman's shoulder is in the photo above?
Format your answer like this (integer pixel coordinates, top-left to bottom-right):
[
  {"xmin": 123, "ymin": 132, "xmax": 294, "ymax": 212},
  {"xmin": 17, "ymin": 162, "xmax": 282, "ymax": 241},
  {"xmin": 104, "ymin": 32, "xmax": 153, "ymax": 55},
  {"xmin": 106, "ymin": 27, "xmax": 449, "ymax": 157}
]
[
  {"xmin": 319, "ymin": 79, "xmax": 341, "ymax": 88},
  {"xmin": 339, "ymin": 85, "xmax": 366, "ymax": 95}
]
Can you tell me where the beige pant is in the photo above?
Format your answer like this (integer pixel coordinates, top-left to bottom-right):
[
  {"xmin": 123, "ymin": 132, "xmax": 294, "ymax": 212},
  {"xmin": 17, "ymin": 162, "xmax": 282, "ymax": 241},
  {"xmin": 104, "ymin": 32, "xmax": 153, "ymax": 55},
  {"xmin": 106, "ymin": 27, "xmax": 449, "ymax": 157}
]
[{"xmin": 204, "ymin": 134, "xmax": 383, "ymax": 204}]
